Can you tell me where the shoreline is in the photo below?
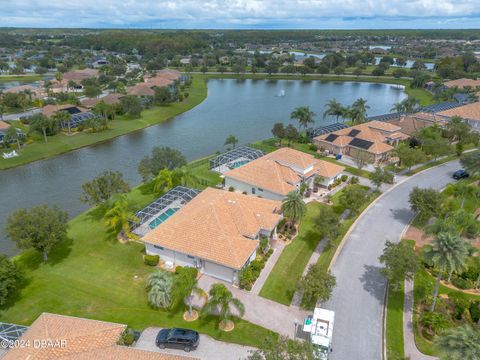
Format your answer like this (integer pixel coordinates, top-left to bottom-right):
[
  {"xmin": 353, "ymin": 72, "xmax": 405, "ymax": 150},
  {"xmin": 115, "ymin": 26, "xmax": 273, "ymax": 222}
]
[{"xmin": 0, "ymin": 74, "xmax": 431, "ymax": 170}]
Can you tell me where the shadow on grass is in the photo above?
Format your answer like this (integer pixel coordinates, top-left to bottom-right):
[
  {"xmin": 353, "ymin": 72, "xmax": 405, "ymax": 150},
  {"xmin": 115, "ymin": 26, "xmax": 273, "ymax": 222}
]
[{"xmin": 0, "ymin": 269, "xmax": 32, "ymax": 312}]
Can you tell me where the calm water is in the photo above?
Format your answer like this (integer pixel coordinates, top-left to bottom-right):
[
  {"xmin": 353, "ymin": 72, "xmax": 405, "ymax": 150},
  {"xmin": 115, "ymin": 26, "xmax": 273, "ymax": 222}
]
[{"xmin": 0, "ymin": 79, "xmax": 407, "ymax": 255}]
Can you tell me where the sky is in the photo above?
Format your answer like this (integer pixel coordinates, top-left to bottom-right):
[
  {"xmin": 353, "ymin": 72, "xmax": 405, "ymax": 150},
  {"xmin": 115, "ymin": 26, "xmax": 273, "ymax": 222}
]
[{"xmin": 0, "ymin": 0, "xmax": 479, "ymax": 29}]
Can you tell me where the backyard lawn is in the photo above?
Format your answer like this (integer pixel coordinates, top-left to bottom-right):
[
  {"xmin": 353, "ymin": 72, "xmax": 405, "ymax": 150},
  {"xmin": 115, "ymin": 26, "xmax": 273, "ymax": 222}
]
[
  {"xmin": 0, "ymin": 75, "xmax": 207, "ymax": 170},
  {"xmin": 0, "ymin": 181, "xmax": 273, "ymax": 348}
]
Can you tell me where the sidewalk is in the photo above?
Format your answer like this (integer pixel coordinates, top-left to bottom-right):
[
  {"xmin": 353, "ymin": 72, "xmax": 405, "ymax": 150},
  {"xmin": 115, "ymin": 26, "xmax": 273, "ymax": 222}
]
[
  {"xmin": 251, "ymin": 241, "xmax": 285, "ymax": 295},
  {"xmin": 196, "ymin": 275, "xmax": 309, "ymax": 338},
  {"xmin": 403, "ymin": 279, "xmax": 438, "ymax": 360}
]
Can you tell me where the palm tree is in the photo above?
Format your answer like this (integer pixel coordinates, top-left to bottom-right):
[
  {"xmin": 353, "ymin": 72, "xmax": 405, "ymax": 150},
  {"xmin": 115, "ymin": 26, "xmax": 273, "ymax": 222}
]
[
  {"xmin": 435, "ymin": 325, "xmax": 480, "ymax": 360},
  {"xmin": 176, "ymin": 166, "xmax": 199, "ymax": 187},
  {"xmin": 350, "ymin": 98, "xmax": 370, "ymax": 124},
  {"xmin": 461, "ymin": 152, "xmax": 480, "ymax": 177},
  {"xmin": 448, "ymin": 181, "xmax": 479, "ymax": 209},
  {"xmin": 153, "ymin": 169, "xmax": 173, "ymax": 195},
  {"xmin": 103, "ymin": 195, "xmax": 138, "ymax": 240},
  {"xmin": 391, "ymin": 97, "xmax": 420, "ymax": 114},
  {"xmin": 3, "ymin": 126, "xmax": 21, "ymax": 149},
  {"xmin": 224, "ymin": 134, "xmax": 239, "ymax": 149},
  {"xmin": 281, "ymin": 190, "xmax": 307, "ymax": 228},
  {"xmin": 291, "ymin": 106, "xmax": 316, "ymax": 131},
  {"xmin": 201, "ymin": 283, "xmax": 245, "ymax": 330},
  {"xmin": 53, "ymin": 111, "xmax": 72, "ymax": 135},
  {"xmin": 424, "ymin": 232, "xmax": 469, "ymax": 311},
  {"xmin": 323, "ymin": 99, "xmax": 346, "ymax": 122},
  {"xmin": 147, "ymin": 270, "xmax": 174, "ymax": 309},
  {"xmin": 29, "ymin": 113, "xmax": 50, "ymax": 143}
]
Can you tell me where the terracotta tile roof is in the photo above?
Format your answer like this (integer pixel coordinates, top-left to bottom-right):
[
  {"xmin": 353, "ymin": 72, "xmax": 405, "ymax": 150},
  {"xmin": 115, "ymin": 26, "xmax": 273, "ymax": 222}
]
[
  {"xmin": 126, "ymin": 71, "xmax": 180, "ymax": 96},
  {"xmin": 367, "ymin": 141, "xmax": 394, "ymax": 155},
  {"xmin": 142, "ymin": 188, "xmax": 281, "ymax": 269},
  {"xmin": 63, "ymin": 69, "xmax": 99, "ymax": 82},
  {"xmin": 444, "ymin": 78, "xmax": 480, "ymax": 89},
  {"xmin": 437, "ymin": 101, "xmax": 480, "ymax": 121},
  {"xmin": 0, "ymin": 120, "xmax": 10, "ymax": 130},
  {"xmin": 225, "ymin": 148, "xmax": 345, "ymax": 196},
  {"xmin": 365, "ymin": 120, "xmax": 402, "ymax": 133},
  {"xmin": 2, "ymin": 313, "xmax": 194, "ymax": 360},
  {"xmin": 4, "ymin": 84, "xmax": 42, "ymax": 95},
  {"xmin": 81, "ymin": 93, "xmax": 123, "ymax": 108},
  {"xmin": 42, "ymin": 104, "xmax": 88, "ymax": 118}
]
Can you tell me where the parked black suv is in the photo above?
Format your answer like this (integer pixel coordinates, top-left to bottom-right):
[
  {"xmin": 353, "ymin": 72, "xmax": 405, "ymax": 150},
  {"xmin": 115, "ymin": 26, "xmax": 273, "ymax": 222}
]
[
  {"xmin": 156, "ymin": 328, "xmax": 199, "ymax": 352},
  {"xmin": 453, "ymin": 169, "xmax": 469, "ymax": 180}
]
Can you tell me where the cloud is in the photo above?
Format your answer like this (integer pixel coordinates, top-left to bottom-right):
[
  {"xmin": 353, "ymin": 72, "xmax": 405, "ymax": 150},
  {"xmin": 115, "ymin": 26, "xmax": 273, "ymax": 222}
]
[{"xmin": 0, "ymin": 0, "xmax": 479, "ymax": 28}]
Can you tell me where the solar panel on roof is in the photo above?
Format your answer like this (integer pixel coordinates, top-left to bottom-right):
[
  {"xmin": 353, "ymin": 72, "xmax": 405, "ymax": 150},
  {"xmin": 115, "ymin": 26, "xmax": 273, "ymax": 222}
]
[
  {"xmin": 348, "ymin": 129, "xmax": 361, "ymax": 137},
  {"xmin": 325, "ymin": 134, "xmax": 339, "ymax": 142},
  {"xmin": 64, "ymin": 107, "xmax": 82, "ymax": 115},
  {"xmin": 307, "ymin": 123, "xmax": 348, "ymax": 138},
  {"xmin": 349, "ymin": 137, "xmax": 373, "ymax": 150}
]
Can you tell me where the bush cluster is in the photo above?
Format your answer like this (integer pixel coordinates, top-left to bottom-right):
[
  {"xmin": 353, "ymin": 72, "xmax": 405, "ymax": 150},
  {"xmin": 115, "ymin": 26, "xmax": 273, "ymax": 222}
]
[
  {"xmin": 239, "ymin": 249, "xmax": 274, "ymax": 290},
  {"xmin": 144, "ymin": 254, "xmax": 159, "ymax": 266}
]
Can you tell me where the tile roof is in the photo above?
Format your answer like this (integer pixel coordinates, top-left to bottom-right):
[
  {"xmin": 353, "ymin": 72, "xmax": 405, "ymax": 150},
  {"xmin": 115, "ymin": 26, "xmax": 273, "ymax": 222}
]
[
  {"xmin": 365, "ymin": 120, "xmax": 401, "ymax": 133},
  {"xmin": 225, "ymin": 148, "xmax": 345, "ymax": 196},
  {"xmin": 42, "ymin": 104, "xmax": 89, "ymax": 118},
  {"xmin": 63, "ymin": 69, "xmax": 99, "ymax": 82},
  {"xmin": 142, "ymin": 187, "xmax": 282, "ymax": 269},
  {"xmin": 0, "ymin": 120, "xmax": 10, "ymax": 130},
  {"xmin": 444, "ymin": 78, "xmax": 480, "ymax": 89},
  {"xmin": 437, "ymin": 101, "xmax": 480, "ymax": 121},
  {"xmin": 126, "ymin": 71, "xmax": 181, "ymax": 97},
  {"xmin": 2, "ymin": 313, "xmax": 192, "ymax": 360},
  {"xmin": 81, "ymin": 93, "xmax": 123, "ymax": 108}
]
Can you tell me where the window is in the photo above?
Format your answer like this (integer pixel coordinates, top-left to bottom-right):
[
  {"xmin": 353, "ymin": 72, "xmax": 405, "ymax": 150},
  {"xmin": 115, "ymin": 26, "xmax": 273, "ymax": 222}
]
[
  {"xmin": 187, "ymin": 255, "xmax": 195, "ymax": 259},
  {"xmin": 153, "ymin": 245, "xmax": 164, "ymax": 250},
  {"xmin": 252, "ymin": 187, "xmax": 256, "ymax": 194},
  {"xmin": 258, "ymin": 188, "xmax": 263, "ymax": 192}
]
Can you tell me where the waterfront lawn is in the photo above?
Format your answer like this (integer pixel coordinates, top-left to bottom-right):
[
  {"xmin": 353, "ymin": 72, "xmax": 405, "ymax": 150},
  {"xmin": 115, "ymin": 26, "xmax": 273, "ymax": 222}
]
[
  {"xmin": 0, "ymin": 76, "xmax": 207, "ymax": 170},
  {"xmin": 259, "ymin": 202, "xmax": 327, "ymax": 305},
  {"xmin": 0, "ymin": 186, "xmax": 275, "ymax": 348}
]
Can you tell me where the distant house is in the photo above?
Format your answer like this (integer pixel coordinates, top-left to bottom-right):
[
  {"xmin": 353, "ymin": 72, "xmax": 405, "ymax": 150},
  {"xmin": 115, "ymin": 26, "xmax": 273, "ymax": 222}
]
[
  {"xmin": 4, "ymin": 84, "xmax": 46, "ymax": 99},
  {"xmin": 141, "ymin": 187, "xmax": 282, "ymax": 283},
  {"xmin": 437, "ymin": 101, "xmax": 480, "ymax": 132},
  {"xmin": 0, "ymin": 120, "xmax": 25, "ymax": 145},
  {"xmin": 386, "ymin": 112, "xmax": 447, "ymax": 135},
  {"xmin": 51, "ymin": 68, "xmax": 99, "ymax": 93},
  {"xmin": 224, "ymin": 147, "xmax": 345, "ymax": 201},
  {"xmin": 126, "ymin": 69, "xmax": 182, "ymax": 97},
  {"xmin": 2, "ymin": 312, "xmax": 194, "ymax": 360},
  {"xmin": 443, "ymin": 78, "xmax": 480, "ymax": 90},
  {"xmin": 314, "ymin": 120, "xmax": 409, "ymax": 164},
  {"xmin": 81, "ymin": 93, "xmax": 123, "ymax": 108}
]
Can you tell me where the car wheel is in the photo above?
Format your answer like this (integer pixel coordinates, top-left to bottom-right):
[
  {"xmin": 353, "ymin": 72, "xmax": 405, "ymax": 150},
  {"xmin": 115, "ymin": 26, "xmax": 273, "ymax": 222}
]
[
  {"xmin": 158, "ymin": 344, "xmax": 166, "ymax": 349},
  {"xmin": 184, "ymin": 346, "xmax": 191, "ymax": 352}
]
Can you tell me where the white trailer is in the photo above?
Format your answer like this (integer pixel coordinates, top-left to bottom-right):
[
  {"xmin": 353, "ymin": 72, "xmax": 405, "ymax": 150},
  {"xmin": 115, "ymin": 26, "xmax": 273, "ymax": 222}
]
[{"xmin": 302, "ymin": 308, "xmax": 335, "ymax": 359}]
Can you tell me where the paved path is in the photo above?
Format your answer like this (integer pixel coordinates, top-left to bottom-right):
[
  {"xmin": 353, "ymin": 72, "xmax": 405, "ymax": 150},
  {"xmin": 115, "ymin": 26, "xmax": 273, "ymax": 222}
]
[
  {"xmin": 135, "ymin": 327, "xmax": 254, "ymax": 360},
  {"xmin": 196, "ymin": 275, "xmax": 309, "ymax": 339},
  {"xmin": 324, "ymin": 160, "xmax": 460, "ymax": 360},
  {"xmin": 291, "ymin": 239, "xmax": 327, "ymax": 309},
  {"xmin": 404, "ymin": 279, "xmax": 438, "ymax": 360},
  {"xmin": 251, "ymin": 242, "xmax": 285, "ymax": 295}
]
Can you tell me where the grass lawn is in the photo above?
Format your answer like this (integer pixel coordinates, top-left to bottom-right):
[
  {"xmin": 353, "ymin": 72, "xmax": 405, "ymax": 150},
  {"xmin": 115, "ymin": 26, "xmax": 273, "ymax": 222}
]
[
  {"xmin": 259, "ymin": 202, "xmax": 327, "ymax": 305},
  {"xmin": 0, "ymin": 74, "xmax": 44, "ymax": 82},
  {"xmin": 259, "ymin": 184, "xmax": 378, "ymax": 306},
  {"xmin": 0, "ymin": 184, "xmax": 274, "ymax": 348},
  {"xmin": 0, "ymin": 75, "xmax": 207, "ymax": 170},
  {"xmin": 386, "ymin": 281, "xmax": 405, "ymax": 360}
]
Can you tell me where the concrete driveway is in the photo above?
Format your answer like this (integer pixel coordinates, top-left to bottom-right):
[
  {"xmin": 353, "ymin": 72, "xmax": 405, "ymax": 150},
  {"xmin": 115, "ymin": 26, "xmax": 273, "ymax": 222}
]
[
  {"xmin": 135, "ymin": 327, "xmax": 254, "ymax": 360},
  {"xmin": 325, "ymin": 160, "xmax": 460, "ymax": 360}
]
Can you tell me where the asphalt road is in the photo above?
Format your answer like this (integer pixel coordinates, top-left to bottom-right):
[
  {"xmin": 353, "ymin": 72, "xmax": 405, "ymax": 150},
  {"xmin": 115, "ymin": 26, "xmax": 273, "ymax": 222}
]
[{"xmin": 325, "ymin": 160, "xmax": 460, "ymax": 360}]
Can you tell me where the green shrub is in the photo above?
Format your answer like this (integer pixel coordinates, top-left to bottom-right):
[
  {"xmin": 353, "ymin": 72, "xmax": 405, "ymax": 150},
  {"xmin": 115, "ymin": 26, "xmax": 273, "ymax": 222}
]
[
  {"xmin": 451, "ymin": 276, "xmax": 473, "ymax": 290},
  {"xmin": 260, "ymin": 237, "xmax": 269, "ymax": 254},
  {"xmin": 144, "ymin": 254, "xmax": 159, "ymax": 266},
  {"xmin": 341, "ymin": 175, "xmax": 348, "ymax": 182},
  {"xmin": 309, "ymin": 144, "xmax": 317, "ymax": 152},
  {"xmin": 266, "ymin": 248, "xmax": 274, "ymax": 258},
  {"xmin": 175, "ymin": 266, "xmax": 198, "ymax": 279},
  {"xmin": 419, "ymin": 311, "xmax": 450, "ymax": 337},
  {"xmin": 469, "ymin": 301, "xmax": 480, "ymax": 323},
  {"xmin": 228, "ymin": 186, "xmax": 235, "ymax": 192},
  {"xmin": 449, "ymin": 292, "xmax": 471, "ymax": 320},
  {"xmin": 118, "ymin": 328, "xmax": 135, "ymax": 346},
  {"xmin": 349, "ymin": 176, "xmax": 359, "ymax": 184},
  {"xmin": 240, "ymin": 268, "xmax": 253, "ymax": 290}
]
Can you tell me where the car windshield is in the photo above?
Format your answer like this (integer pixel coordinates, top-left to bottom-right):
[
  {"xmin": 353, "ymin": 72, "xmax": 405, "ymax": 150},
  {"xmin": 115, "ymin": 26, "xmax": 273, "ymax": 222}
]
[{"xmin": 167, "ymin": 329, "xmax": 176, "ymax": 339}]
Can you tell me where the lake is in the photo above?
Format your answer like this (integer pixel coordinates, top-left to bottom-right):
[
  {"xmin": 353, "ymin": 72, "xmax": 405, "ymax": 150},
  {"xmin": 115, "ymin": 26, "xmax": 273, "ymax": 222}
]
[{"xmin": 0, "ymin": 78, "xmax": 407, "ymax": 255}]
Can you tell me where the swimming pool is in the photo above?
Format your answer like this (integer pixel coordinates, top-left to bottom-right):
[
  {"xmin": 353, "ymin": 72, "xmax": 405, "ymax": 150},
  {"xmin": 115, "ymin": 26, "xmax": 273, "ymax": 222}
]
[
  {"xmin": 228, "ymin": 160, "xmax": 250, "ymax": 169},
  {"xmin": 148, "ymin": 208, "xmax": 180, "ymax": 229}
]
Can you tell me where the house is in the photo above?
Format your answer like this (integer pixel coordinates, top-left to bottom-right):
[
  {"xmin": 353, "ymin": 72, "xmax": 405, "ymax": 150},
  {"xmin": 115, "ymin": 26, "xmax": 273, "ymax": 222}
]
[
  {"xmin": 4, "ymin": 84, "xmax": 46, "ymax": 99},
  {"xmin": 386, "ymin": 112, "xmax": 446, "ymax": 135},
  {"xmin": 313, "ymin": 120, "xmax": 409, "ymax": 164},
  {"xmin": 126, "ymin": 69, "xmax": 181, "ymax": 97},
  {"xmin": 81, "ymin": 93, "xmax": 123, "ymax": 108},
  {"xmin": 51, "ymin": 68, "xmax": 99, "ymax": 93},
  {"xmin": 437, "ymin": 101, "xmax": 480, "ymax": 132},
  {"xmin": 224, "ymin": 147, "xmax": 345, "ymax": 201},
  {"xmin": 0, "ymin": 120, "xmax": 25, "ymax": 144},
  {"xmin": 2, "ymin": 312, "xmax": 194, "ymax": 360},
  {"xmin": 142, "ymin": 187, "xmax": 282, "ymax": 283},
  {"xmin": 42, "ymin": 104, "xmax": 96, "ymax": 128},
  {"xmin": 443, "ymin": 78, "xmax": 480, "ymax": 90}
]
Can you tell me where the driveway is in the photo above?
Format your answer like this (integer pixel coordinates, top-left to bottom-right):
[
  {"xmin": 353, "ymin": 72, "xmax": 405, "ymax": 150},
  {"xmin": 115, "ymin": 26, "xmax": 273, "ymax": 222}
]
[
  {"xmin": 325, "ymin": 160, "xmax": 460, "ymax": 360},
  {"xmin": 135, "ymin": 327, "xmax": 254, "ymax": 360}
]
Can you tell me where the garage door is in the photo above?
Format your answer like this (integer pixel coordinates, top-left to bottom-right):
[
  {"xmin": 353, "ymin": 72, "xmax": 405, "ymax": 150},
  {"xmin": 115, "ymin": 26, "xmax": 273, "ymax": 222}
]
[{"xmin": 203, "ymin": 261, "xmax": 234, "ymax": 283}]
